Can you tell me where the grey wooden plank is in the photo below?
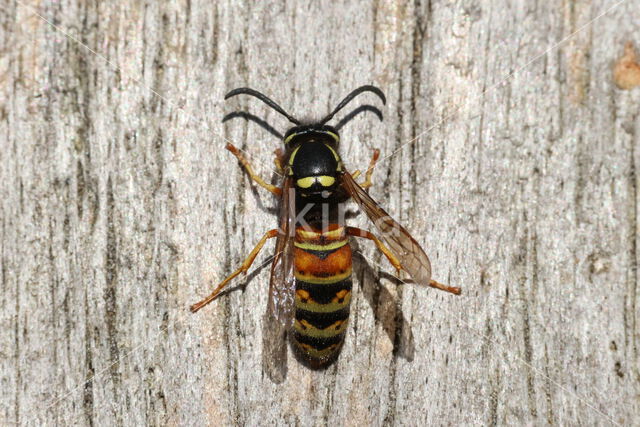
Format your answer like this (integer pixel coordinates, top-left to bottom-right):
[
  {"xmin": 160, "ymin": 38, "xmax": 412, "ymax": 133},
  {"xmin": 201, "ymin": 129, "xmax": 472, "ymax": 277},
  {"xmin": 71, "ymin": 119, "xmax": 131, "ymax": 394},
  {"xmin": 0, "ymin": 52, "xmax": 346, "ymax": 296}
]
[{"xmin": 1, "ymin": 0, "xmax": 638, "ymax": 425}]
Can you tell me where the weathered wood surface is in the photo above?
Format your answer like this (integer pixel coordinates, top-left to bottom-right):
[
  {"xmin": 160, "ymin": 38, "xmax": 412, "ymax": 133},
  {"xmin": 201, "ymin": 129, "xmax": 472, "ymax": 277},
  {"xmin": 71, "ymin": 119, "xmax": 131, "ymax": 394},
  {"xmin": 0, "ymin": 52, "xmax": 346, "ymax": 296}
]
[{"xmin": 1, "ymin": 0, "xmax": 639, "ymax": 425}]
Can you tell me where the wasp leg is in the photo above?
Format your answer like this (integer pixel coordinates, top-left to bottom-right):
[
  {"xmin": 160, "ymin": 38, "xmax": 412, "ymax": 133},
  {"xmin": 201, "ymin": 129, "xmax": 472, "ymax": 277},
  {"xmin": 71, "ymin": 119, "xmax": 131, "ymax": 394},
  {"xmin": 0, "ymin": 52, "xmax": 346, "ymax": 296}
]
[
  {"xmin": 190, "ymin": 229, "xmax": 279, "ymax": 313},
  {"xmin": 351, "ymin": 149, "xmax": 380, "ymax": 189},
  {"xmin": 347, "ymin": 227, "xmax": 402, "ymax": 275},
  {"xmin": 226, "ymin": 143, "xmax": 282, "ymax": 196},
  {"xmin": 273, "ymin": 148, "xmax": 284, "ymax": 173},
  {"xmin": 428, "ymin": 279, "xmax": 461, "ymax": 295},
  {"xmin": 347, "ymin": 226, "xmax": 460, "ymax": 295}
]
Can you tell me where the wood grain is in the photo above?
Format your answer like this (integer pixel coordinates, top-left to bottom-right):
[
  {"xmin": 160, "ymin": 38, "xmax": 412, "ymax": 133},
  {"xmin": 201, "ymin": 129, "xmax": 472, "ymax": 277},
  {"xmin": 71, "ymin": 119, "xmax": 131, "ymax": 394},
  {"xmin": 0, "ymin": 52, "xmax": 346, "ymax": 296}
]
[{"xmin": 1, "ymin": 0, "xmax": 639, "ymax": 425}]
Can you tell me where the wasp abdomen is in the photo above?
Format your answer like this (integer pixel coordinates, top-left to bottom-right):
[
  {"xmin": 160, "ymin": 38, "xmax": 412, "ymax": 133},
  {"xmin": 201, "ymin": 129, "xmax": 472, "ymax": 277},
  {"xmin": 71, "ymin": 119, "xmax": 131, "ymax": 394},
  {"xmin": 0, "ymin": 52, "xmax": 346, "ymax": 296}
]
[{"xmin": 291, "ymin": 225, "xmax": 352, "ymax": 368}]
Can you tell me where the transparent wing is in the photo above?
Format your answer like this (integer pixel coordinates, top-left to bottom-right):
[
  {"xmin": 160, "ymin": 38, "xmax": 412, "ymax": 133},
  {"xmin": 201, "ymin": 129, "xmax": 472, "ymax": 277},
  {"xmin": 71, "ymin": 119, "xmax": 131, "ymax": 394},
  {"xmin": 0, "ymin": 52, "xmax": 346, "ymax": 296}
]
[
  {"xmin": 341, "ymin": 171, "xmax": 432, "ymax": 286},
  {"xmin": 261, "ymin": 309, "xmax": 288, "ymax": 383},
  {"xmin": 267, "ymin": 176, "xmax": 296, "ymax": 324},
  {"xmin": 262, "ymin": 176, "xmax": 296, "ymax": 381}
]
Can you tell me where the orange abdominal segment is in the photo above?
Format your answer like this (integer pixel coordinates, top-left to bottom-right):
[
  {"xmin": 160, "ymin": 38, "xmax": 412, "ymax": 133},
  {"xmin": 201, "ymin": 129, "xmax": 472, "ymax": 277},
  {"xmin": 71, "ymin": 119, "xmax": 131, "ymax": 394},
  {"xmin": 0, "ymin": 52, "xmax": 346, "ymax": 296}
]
[{"xmin": 290, "ymin": 224, "xmax": 353, "ymax": 368}]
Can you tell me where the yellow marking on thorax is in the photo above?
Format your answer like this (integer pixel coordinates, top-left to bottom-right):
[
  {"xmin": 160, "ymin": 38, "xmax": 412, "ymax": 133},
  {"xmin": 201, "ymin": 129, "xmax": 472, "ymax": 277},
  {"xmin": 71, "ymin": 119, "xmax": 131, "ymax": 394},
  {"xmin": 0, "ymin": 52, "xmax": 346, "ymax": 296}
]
[
  {"xmin": 297, "ymin": 175, "xmax": 336, "ymax": 189},
  {"xmin": 284, "ymin": 131, "xmax": 340, "ymax": 145},
  {"xmin": 324, "ymin": 144, "xmax": 343, "ymax": 171},
  {"xmin": 318, "ymin": 176, "xmax": 335, "ymax": 186},
  {"xmin": 326, "ymin": 132, "xmax": 340, "ymax": 143},
  {"xmin": 296, "ymin": 175, "xmax": 336, "ymax": 188},
  {"xmin": 296, "ymin": 176, "xmax": 315, "ymax": 188},
  {"xmin": 288, "ymin": 145, "xmax": 301, "ymax": 167},
  {"xmin": 325, "ymin": 144, "xmax": 340, "ymax": 162}
]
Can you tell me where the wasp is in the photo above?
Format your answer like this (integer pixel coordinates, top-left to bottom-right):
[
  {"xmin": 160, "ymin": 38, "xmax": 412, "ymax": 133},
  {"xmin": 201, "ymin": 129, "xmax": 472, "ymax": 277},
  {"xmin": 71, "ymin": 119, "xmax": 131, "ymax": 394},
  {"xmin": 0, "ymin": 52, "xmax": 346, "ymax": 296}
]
[{"xmin": 191, "ymin": 85, "xmax": 461, "ymax": 372}]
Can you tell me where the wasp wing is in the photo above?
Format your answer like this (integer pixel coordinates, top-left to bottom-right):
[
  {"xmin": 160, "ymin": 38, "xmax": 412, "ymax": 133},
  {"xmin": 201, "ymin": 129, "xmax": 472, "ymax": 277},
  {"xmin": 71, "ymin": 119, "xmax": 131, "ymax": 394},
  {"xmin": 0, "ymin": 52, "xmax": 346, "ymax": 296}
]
[
  {"xmin": 262, "ymin": 176, "xmax": 296, "ymax": 382},
  {"xmin": 267, "ymin": 176, "xmax": 297, "ymax": 324},
  {"xmin": 341, "ymin": 171, "xmax": 432, "ymax": 287}
]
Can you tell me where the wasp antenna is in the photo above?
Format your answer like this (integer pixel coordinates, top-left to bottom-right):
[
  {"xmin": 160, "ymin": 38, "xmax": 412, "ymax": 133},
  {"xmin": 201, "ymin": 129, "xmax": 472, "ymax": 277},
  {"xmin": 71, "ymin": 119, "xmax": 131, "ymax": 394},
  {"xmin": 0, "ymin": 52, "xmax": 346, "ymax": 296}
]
[
  {"xmin": 319, "ymin": 85, "xmax": 386, "ymax": 125},
  {"xmin": 225, "ymin": 87, "xmax": 301, "ymax": 125}
]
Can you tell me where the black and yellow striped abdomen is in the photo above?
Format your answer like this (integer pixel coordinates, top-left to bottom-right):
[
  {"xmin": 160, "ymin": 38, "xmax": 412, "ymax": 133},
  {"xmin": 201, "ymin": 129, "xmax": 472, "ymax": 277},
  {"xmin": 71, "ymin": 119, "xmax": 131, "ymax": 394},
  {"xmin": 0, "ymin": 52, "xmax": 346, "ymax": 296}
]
[{"xmin": 291, "ymin": 224, "xmax": 352, "ymax": 368}]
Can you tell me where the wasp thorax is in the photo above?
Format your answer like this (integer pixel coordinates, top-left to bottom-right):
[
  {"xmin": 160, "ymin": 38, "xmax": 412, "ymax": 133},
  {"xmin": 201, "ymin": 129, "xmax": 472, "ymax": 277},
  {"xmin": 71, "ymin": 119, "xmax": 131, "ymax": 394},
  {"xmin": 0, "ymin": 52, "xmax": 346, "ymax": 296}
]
[{"xmin": 288, "ymin": 139, "xmax": 342, "ymax": 195}]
